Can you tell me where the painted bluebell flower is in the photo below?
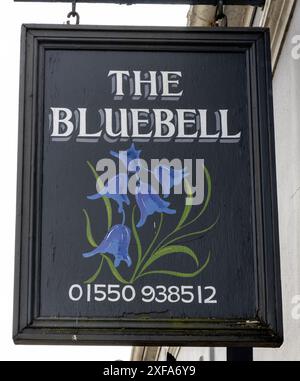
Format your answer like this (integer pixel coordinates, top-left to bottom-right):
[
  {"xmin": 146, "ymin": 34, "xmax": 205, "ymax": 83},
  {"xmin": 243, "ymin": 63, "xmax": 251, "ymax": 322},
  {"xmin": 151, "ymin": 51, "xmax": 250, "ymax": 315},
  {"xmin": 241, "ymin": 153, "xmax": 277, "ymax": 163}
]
[
  {"xmin": 153, "ymin": 165, "xmax": 188, "ymax": 197},
  {"xmin": 110, "ymin": 143, "xmax": 141, "ymax": 170},
  {"xmin": 83, "ymin": 224, "xmax": 131, "ymax": 267},
  {"xmin": 87, "ymin": 174, "xmax": 129, "ymax": 214},
  {"xmin": 135, "ymin": 182, "xmax": 176, "ymax": 228}
]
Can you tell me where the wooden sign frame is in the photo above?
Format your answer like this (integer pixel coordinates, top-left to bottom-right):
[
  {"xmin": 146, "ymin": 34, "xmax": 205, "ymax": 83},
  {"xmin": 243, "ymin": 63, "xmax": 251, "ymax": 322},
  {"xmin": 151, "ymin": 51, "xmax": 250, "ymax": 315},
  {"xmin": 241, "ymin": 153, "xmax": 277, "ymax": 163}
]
[{"xmin": 13, "ymin": 25, "xmax": 282, "ymax": 347}]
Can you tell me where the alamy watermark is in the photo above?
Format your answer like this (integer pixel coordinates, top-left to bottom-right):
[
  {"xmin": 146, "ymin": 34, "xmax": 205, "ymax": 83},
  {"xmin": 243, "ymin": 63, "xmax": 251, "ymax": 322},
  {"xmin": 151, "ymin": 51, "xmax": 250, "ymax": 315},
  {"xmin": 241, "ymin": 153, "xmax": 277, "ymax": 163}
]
[
  {"xmin": 94, "ymin": 151, "xmax": 205, "ymax": 206},
  {"xmin": 291, "ymin": 35, "xmax": 300, "ymax": 60},
  {"xmin": 291, "ymin": 294, "xmax": 300, "ymax": 320}
]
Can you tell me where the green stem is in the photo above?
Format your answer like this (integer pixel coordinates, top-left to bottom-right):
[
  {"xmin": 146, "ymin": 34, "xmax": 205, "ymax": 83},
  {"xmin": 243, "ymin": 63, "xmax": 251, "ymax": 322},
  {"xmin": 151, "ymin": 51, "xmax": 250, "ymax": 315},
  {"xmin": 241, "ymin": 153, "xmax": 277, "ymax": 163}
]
[
  {"xmin": 132, "ymin": 213, "xmax": 163, "ymax": 283},
  {"xmin": 102, "ymin": 255, "xmax": 130, "ymax": 284},
  {"xmin": 146, "ymin": 167, "xmax": 212, "ymax": 259},
  {"xmin": 83, "ymin": 209, "xmax": 98, "ymax": 248},
  {"xmin": 135, "ymin": 251, "xmax": 211, "ymax": 280},
  {"xmin": 87, "ymin": 160, "xmax": 112, "ymax": 230},
  {"xmin": 159, "ymin": 215, "xmax": 220, "ymax": 250},
  {"xmin": 180, "ymin": 166, "xmax": 212, "ymax": 230},
  {"xmin": 149, "ymin": 227, "xmax": 178, "ymax": 259},
  {"xmin": 130, "ymin": 206, "xmax": 143, "ymax": 283},
  {"xmin": 84, "ymin": 257, "xmax": 104, "ymax": 284},
  {"xmin": 144, "ymin": 213, "xmax": 164, "ymax": 259}
]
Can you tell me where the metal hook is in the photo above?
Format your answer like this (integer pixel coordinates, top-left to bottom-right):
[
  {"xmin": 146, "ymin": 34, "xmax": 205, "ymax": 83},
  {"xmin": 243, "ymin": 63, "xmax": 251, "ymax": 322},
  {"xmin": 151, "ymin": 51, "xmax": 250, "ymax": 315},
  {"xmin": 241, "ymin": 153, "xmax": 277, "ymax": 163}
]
[
  {"xmin": 67, "ymin": 1, "xmax": 80, "ymax": 25},
  {"xmin": 214, "ymin": 0, "xmax": 228, "ymax": 27}
]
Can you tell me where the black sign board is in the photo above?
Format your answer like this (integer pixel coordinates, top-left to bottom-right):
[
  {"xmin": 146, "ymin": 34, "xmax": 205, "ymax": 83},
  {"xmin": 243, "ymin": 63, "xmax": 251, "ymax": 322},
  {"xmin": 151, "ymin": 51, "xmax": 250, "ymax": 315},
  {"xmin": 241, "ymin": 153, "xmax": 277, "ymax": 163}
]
[{"xmin": 13, "ymin": 25, "xmax": 282, "ymax": 347}]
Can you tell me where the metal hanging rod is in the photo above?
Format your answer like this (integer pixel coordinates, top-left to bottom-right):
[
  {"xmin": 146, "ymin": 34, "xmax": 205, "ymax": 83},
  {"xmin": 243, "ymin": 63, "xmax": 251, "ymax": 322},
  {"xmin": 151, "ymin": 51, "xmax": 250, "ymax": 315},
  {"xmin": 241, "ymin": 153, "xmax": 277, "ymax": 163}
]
[
  {"xmin": 214, "ymin": 0, "xmax": 228, "ymax": 27},
  {"xmin": 14, "ymin": 1, "xmax": 266, "ymax": 6},
  {"xmin": 66, "ymin": 0, "xmax": 80, "ymax": 24}
]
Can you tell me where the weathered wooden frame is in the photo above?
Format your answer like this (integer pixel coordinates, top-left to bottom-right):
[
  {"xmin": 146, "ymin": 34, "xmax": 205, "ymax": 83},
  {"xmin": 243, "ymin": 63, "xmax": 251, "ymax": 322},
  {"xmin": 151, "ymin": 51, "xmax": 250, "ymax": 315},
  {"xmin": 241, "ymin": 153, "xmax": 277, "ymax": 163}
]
[{"xmin": 13, "ymin": 25, "xmax": 282, "ymax": 347}]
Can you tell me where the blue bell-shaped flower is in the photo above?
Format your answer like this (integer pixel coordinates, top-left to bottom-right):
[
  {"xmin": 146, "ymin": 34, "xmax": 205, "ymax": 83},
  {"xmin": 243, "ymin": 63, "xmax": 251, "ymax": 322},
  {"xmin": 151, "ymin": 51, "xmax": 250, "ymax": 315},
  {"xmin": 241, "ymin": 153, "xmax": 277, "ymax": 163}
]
[
  {"xmin": 110, "ymin": 143, "xmax": 141, "ymax": 171},
  {"xmin": 135, "ymin": 182, "xmax": 176, "ymax": 228},
  {"xmin": 83, "ymin": 224, "xmax": 131, "ymax": 267},
  {"xmin": 87, "ymin": 174, "xmax": 130, "ymax": 214},
  {"xmin": 153, "ymin": 165, "xmax": 188, "ymax": 197}
]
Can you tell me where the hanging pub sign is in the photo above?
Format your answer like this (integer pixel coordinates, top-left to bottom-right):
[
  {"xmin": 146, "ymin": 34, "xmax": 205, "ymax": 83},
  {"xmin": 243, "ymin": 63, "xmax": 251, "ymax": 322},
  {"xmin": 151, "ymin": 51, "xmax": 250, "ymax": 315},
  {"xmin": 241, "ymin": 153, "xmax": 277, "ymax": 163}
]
[{"xmin": 13, "ymin": 25, "xmax": 283, "ymax": 346}]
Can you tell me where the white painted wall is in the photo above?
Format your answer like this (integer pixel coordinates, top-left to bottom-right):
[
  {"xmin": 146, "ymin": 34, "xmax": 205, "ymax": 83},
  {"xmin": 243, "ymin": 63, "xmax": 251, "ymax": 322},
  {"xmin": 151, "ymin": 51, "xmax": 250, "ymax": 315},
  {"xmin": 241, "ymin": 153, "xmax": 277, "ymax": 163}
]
[{"xmin": 254, "ymin": 0, "xmax": 300, "ymax": 361}]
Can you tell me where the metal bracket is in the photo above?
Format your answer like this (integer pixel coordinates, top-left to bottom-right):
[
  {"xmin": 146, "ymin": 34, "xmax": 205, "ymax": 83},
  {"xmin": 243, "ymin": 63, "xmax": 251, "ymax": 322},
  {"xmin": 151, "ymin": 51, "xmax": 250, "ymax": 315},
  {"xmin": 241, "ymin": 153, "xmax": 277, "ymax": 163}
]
[
  {"xmin": 14, "ymin": 1, "xmax": 266, "ymax": 7},
  {"xmin": 66, "ymin": 0, "xmax": 80, "ymax": 24},
  {"xmin": 214, "ymin": 0, "xmax": 228, "ymax": 27}
]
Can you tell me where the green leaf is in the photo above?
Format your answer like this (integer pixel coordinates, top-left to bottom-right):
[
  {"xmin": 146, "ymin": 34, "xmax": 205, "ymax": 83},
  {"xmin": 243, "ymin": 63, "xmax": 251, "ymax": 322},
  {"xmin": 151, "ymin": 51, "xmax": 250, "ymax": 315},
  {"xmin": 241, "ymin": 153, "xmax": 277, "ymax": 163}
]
[
  {"xmin": 164, "ymin": 215, "xmax": 220, "ymax": 247},
  {"xmin": 87, "ymin": 160, "xmax": 112, "ymax": 230},
  {"xmin": 131, "ymin": 213, "xmax": 163, "ymax": 283},
  {"xmin": 82, "ymin": 209, "xmax": 98, "ymax": 248},
  {"xmin": 146, "ymin": 167, "xmax": 213, "ymax": 258},
  {"xmin": 84, "ymin": 258, "xmax": 104, "ymax": 284},
  {"xmin": 176, "ymin": 179, "xmax": 193, "ymax": 230},
  {"xmin": 137, "ymin": 251, "xmax": 211, "ymax": 280},
  {"xmin": 82, "ymin": 210, "xmax": 105, "ymax": 284},
  {"xmin": 132, "ymin": 206, "xmax": 142, "ymax": 264},
  {"xmin": 130, "ymin": 206, "xmax": 143, "ymax": 283},
  {"xmin": 140, "ymin": 245, "xmax": 199, "ymax": 274},
  {"xmin": 143, "ymin": 213, "xmax": 163, "ymax": 259},
  {"xmin": 102, "ymin": 255, "xmax": 129, "ymax": 284},
  {"xmin": 200, "ymin": 166, "xmax": 212, "ymax": 217},
  {"xmin": 182, "ymin": 166, "xmax": 212, "ymax": 229}
]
